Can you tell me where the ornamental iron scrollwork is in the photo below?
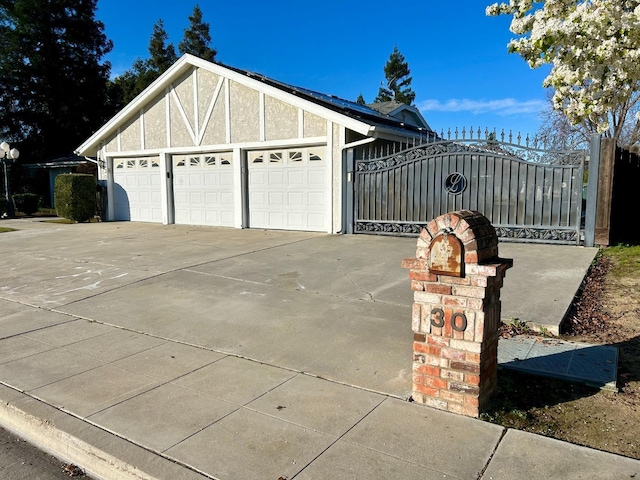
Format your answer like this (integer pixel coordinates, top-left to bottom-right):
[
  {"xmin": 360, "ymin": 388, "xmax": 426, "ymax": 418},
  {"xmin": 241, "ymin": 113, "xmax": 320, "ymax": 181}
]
[{"xmin": 355, "ymin": 222, "xmax": 580, "ymax": 244}]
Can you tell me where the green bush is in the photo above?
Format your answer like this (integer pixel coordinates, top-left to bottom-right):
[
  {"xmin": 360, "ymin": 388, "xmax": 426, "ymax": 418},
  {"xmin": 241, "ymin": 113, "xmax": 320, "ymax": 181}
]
[
  {"xmin": 54, "ymin": 174, "xmax": 96, "ymax": 222},
  {"xmin": 12, "ymin": 193, "xmax": 39, "ymax": 215},
  {"xmin": 0, "ymin": 197, "xmax": 7, "ymax": 217}
]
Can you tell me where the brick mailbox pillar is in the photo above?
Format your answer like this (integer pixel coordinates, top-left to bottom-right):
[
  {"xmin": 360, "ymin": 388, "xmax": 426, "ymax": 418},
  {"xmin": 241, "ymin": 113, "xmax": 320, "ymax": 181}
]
[{"xmin": 401, "ymin": 210, "xmax": 513, "ymax": 418}]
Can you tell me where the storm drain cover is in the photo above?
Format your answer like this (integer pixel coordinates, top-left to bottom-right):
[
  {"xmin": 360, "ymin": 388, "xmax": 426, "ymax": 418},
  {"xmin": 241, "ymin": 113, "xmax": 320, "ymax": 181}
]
[{"xmin": 498, "ymin": 336, "xmax": 618, "ymax": 391}]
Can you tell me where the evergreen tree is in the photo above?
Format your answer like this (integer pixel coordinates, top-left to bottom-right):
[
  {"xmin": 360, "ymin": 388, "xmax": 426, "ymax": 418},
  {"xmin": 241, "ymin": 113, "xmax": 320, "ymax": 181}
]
[
  {"xmin": 0, "ymin": 0, "xmax": 113, "ymax": 160},
  {"xmin": 374, "ymin": 46, "xmax": 416, "ymax": 106},
  {"xmin": 356, "ymin": 93, "xmax": 366, "ymax": 105},
  {"xmin": 148, "ymin": 19, "xmax": 178, "ymax": 73},
  {"xmin": 178, "ymin": 4, "xmax": 216, "ymax": 61},
  {"xmin": 111, "ymin": 19, "xmax": 177, "ymax": 105}
]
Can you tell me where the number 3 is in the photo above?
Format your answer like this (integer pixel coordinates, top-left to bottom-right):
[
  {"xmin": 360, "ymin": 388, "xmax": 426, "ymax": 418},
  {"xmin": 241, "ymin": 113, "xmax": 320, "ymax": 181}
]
[{"xmin": 430, "ymin": 308, "xmax": 468, "ymax": 332}]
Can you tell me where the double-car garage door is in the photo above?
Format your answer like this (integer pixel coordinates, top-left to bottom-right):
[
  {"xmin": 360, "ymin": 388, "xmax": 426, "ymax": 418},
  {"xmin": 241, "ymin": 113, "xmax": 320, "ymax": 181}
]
[{"xmin": 112, "ymin": 147, "xmax": 328, "ymax": 232}]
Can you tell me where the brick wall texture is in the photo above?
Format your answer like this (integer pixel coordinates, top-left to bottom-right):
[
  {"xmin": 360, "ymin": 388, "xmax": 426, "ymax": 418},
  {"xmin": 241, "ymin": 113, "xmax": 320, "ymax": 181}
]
[{"xmin": 402, "ymin": 210, "xmax": 512, "ymax": 418}]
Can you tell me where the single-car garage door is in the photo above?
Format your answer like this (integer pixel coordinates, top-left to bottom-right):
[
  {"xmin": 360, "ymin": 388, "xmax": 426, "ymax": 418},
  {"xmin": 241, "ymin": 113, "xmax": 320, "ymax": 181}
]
[
  {"xmin": 173, "ymin": 153, "xmax": 235, "ymax": 227},
  {"xmin": 248, "ymin": 147, "xmax": 328, "ymax": 232},
  {"xmin": 113, "ymin": 157, "xmax": 162, "ymax": 222}
]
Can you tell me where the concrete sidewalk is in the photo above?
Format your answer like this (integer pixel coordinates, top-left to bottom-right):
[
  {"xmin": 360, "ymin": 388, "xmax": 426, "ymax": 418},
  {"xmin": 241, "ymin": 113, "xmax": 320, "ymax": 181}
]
[{"xmin": 0, "ymin": 219, "xmax": 636, "ymax": 479}]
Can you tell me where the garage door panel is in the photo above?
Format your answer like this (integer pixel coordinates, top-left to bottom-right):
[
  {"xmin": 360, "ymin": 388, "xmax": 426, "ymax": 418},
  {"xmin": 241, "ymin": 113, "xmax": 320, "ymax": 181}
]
[
  {"xmin": 307, "ymin": 170, "xmax": 325, "ymax": 185},
  {"xmin": 308, "ymin": 192, "xmax": 325, "ymax": 207},
  {"xmin": 268, "ymin": 171, "xmax": 285, "ymax": 185},
  {"xmin": 220, "ymin": 173, "xmax": 233, "ymax": 186},
  {"xmin": 221, "ymin": 192, "xmax": 234, "ymax": 205},
  {"xmin": 113, "ymin": 157, "xmax": 162, "ymax": 223},
  {"xmin": 203, "ymin": 173, "xmax": 218, "ymax": 186},
  {"xmin": 307, "ymin": 213, "xmax": 325, "ymax": 229},
  {"xmin": 287, "ymin": 171, "xmax": 304, "ymax": 185},
  {"xmin": 173, "ymin": 153, "xmax": 235, "ymax": 227},
  {"xmin": 287, "ymin": 192, "xmax": 304, "ymax": 206},
  {"xmin": 248, "ymin": 147, "xmax": 328, "ymax": 232},
  {"xmin": 268, "ymin": 192, "xmax": 285, "ymax": 206}
]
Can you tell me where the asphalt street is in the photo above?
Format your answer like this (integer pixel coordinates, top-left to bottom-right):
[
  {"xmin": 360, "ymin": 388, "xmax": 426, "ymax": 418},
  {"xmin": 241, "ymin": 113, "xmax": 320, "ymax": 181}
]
[{"xmin": 0, "ymin": 425, "xmax": 91, "ymax": 479}]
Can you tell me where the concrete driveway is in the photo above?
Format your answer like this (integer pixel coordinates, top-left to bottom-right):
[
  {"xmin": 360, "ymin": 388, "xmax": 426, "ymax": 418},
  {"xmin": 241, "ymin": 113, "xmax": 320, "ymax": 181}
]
[{"xmin": 0, "ymin": 220, "xmax": 597, "ymax": 398}]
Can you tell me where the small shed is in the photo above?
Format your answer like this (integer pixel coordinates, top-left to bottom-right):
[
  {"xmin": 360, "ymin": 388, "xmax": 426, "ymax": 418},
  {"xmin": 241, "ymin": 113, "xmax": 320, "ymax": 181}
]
[{"xmin": 76, "ymin": 54, "xmax": 433, "ymax": 233}]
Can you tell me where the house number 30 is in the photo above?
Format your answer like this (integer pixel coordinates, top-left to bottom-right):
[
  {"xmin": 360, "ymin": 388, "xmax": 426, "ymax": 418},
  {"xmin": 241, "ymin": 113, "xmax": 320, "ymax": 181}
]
[{"xmin": 430, "ymin": 308, "xmax": 468, "ymax": 331}]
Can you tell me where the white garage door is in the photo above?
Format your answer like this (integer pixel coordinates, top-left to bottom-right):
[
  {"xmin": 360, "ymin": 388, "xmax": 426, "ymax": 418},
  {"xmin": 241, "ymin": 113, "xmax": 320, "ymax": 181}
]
[
  {"xmin": 248, "ymin": 147, "xmax": 328, "ymax": 232},
  {"xmin": 113, "ymin": 157, "xmax": 162, "ymax": 222},
  {"xmin": 173, "ymin": 153, "xmax": 235, "ymax": 227}
]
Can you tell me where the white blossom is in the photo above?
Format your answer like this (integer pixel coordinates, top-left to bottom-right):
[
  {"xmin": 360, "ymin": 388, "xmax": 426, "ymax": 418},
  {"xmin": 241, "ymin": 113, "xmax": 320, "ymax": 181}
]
[{"xmin": 487, "ymin": 0, "xmax": 640, "ymax": 136}]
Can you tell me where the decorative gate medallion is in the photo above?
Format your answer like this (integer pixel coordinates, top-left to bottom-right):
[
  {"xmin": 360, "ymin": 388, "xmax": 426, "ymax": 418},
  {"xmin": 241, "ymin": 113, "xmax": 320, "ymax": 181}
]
[{"xmin": 444, "ymin": 172, "xmax": 467, "ymax": 195}]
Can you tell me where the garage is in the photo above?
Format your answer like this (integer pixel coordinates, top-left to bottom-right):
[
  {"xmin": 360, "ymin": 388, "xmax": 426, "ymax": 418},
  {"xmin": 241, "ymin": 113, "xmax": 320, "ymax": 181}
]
[
  {"xmin": 248, "ymin": 147, "xmax": 328, "ymax": 232},
  {"xmin": 77, "ymin": 55, "xmax": 432, "ymax": 233},
  {"xmin": 112, "ymin": 157, "xmax": 162, "ymax": 222},
  {"xmin": 172, "ymin": 153, "xmax": 235, "ymax": 227}
]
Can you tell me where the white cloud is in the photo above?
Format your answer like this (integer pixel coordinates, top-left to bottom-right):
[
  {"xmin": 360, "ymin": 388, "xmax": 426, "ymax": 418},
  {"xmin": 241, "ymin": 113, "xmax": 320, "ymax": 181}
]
[{"xmin": 417, "ymin": 98, "xmax": 546, "ymax": 116}]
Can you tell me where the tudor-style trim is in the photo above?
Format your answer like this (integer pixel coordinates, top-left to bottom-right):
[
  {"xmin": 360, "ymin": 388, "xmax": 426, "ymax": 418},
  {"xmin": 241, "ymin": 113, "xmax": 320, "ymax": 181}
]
[
  {"xmin": 259, "ymin": 92, "xmax": 265, "ymax": 142},
  {"xmin": 224, "ymin": 77, "xmax": 231, "ymax": 144},
  {"xmin": 170, "ymin": 86, "xmax": 197, "ymax": 145},
  {"xmin": 140, "ymin": 109, "xmax": 145, "ymax": 150},
  {"xmin": 76, "ymin": 54, "xmax": 382, "ymax": 156},
  {"xmin": 193, "ymin": 68, "xmax": 199, "ymax": 140},
  {"xmin": 298, "ymin": 109, "xmax": 304, "ymax": 139},
  {"xmin": 99, "ymin": 135, "xmax": 329, "ymax": 159},
  {"xmin": 197, "ymin": 76, "xmax": 224, "ymax": 146},
  {"xmin": 165, "ymin": 87, "xmax": 171, "ymax": 147}
]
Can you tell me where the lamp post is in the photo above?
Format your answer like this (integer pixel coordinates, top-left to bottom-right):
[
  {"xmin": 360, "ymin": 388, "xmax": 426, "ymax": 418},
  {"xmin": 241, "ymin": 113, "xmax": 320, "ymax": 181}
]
[{"xmin": 1, "ymin": 141, "xmax": 20, "ymax": 218}]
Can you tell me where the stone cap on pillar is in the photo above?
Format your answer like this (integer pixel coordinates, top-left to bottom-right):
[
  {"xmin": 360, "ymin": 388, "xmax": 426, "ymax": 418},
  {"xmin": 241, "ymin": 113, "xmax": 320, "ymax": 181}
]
[{"xmin": 403, "ymin": 210, "xmax": 513, "ymax": 277}]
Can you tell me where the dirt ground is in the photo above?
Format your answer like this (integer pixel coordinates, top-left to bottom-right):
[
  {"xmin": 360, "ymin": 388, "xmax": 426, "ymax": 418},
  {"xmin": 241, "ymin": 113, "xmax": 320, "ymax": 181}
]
[{"xmin": 483, "ymin": 248, "xmax": 640, "ymax": 460}]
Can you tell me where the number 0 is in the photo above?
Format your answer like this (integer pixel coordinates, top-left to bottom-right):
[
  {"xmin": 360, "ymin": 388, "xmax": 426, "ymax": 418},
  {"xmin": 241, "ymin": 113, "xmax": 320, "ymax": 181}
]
[{"xmin": 451, "ymin": 312, "xmax": 468, "ymax": 332}]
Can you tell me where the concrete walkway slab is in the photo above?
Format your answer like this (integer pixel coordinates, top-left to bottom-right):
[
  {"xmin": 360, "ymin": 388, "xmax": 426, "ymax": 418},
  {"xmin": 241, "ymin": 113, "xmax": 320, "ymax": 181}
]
[
  {"xmin": 498, "ymin": 243, "xmax": 597, "ymax": 334},
  {"xmin": 499, "ymin": 336, "xmax": 619, "ymax": 391},
  {"xmin": 342, "ymin": 398, "xmax": 504, "ymax": 479},
  {"xmin": 165, "ymin": 407, "xmax": 336, "ymax": 480},
  {"xmin": 484, "ymin": 429, "xmax": 640, "ymax": 480},
  {"xmin": 0, "ymin": 220, "xmax": 626, "ymax": 480}
]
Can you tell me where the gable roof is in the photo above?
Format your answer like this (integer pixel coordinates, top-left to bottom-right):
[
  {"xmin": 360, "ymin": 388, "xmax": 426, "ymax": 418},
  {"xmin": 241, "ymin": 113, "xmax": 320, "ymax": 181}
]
[
  {"xmin": 368, "ymin": 101, "xmax": 432, "ymax": 130},
  {"xmin": 76, "ymin": 54, "xmax": 434, "ymax": 156}
]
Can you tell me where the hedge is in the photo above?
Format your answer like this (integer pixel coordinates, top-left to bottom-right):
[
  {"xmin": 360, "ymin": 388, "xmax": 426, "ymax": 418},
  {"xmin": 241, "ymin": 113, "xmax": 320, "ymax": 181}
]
[
  {"xmin": 54, "ymin": 174, "xmax": 96, "ymax": 222},
  {"xmin": 12, "ymin": 193, "xmax": 39, "ymax": 215}
]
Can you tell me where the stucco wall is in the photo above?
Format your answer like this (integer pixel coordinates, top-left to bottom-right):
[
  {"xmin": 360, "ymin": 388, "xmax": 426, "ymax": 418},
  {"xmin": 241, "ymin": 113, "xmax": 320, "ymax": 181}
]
[
  {"xmin": 200, "ymin": 82, "xmax": 226, "ymax": 145},
  {"xmin": 303, "ymin": 111, "xmax": 325, "ymax": 138},
  {"xmin": 173, "ymin": 70, "xmax": 196, "ymax": 132},
  {"xmin": 120, "ymin": 114, "xmax": 141, "ymax": 152},
  {"xmin": 265, "ymin": 95, "xmax": 298, "ymax": 141},
  {"xmin": 229, "ymin": 80, "xmax": 260, "ymax": 143},
  {"xmin": 105, "ymin": 133, "xmax": 118, "ymax": 153},
  {"xmin": 144, "ymin": 94, "xmax": 167, "ymax": 150}
]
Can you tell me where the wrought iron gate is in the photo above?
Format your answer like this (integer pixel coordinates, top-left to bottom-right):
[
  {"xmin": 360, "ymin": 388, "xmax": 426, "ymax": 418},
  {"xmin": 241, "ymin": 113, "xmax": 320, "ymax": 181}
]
[{"xmin": 352, "ymin": 134, "xmax": 586, "ymax": 244}]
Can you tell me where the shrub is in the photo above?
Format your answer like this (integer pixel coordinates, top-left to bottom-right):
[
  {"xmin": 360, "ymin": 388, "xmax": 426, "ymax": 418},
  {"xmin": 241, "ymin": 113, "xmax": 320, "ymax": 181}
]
[
  {"xmin": 54, "ymin": 174, "xmax": 96, "ymax": 222},
  {"xmin": 12, "ymin": 193, "xmax": 39, "ymax": 215}
]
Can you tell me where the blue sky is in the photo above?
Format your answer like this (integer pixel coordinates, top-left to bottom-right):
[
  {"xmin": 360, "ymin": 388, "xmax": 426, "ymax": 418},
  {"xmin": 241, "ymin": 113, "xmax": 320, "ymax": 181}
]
[{"xmin": 96, "ymin": 0, "xmax": 552, "ymax": 138}]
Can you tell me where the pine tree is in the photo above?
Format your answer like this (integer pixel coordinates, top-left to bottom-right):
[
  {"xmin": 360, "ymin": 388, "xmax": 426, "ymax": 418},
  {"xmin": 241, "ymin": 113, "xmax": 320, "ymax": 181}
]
[
  {"xmin": 356, "ymin": 94, "xmax": 366, "ymax": 105},
  {"xmin": 148, "ymin": 19, "xmax": 178, "ymax": 73},
  {"xmin": 111, "ymin": 19, "xmax": 177, "ymax": 105},
  {"xmin": 374, "ymin": 46, "xmax": 416, "ymax": 106},
  {"xmin": 0, "ymin": 0, "xmax": 113, "ymax": 160},
  {"xmin": 178, "ymin": 4, "xmax": 216, "ymax": 61}
]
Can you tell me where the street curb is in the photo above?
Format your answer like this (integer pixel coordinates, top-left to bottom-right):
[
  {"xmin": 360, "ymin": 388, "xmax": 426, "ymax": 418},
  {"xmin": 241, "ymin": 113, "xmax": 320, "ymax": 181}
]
[{"xmin": 0, "ymin": 386, "xmax": 207, "ymax": 480}]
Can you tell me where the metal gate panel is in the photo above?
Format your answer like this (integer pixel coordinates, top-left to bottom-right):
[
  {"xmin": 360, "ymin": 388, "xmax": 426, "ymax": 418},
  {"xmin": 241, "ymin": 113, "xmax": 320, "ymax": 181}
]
[{"xmin": 353, "ymin": 140, "xmax": 586, "ymax": 244}]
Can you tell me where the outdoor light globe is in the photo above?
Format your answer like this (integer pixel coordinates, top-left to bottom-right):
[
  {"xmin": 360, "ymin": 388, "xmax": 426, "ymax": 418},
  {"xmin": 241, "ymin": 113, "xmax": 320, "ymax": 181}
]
[
  {"xmin": 0, "ymin": 142, "xmax": 9, "ymax": 153},
  {"xmin": 9, "ymin": 148, "xmax": 19, "ymax": 159}
]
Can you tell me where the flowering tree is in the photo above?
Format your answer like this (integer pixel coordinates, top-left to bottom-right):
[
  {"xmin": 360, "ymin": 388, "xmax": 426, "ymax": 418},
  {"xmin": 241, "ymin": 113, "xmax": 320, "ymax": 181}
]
[{"xmin": 487, "ymin": 0, "xmax": 640, "ymax": 146}]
